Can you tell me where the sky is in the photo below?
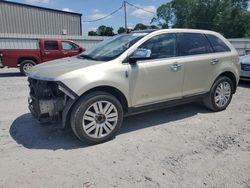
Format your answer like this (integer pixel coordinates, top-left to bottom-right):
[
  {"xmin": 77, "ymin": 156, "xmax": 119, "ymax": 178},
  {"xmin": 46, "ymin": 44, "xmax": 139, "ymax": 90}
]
[{"xmin": 9, "ymin": 0, "xmax": 169, "ymax": 35}]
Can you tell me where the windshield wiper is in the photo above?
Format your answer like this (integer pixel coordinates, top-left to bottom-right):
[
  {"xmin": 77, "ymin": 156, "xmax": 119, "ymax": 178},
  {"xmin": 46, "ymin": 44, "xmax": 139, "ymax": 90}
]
[{"xmin": 78, "ymin": 54, "xmax": 97, "ymax": 60}]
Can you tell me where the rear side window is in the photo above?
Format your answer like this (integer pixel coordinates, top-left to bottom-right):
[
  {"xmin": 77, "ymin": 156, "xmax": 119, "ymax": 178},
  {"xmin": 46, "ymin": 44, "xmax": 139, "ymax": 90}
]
[
  {"xmin": 177, "ymin": 33, "xmax": 212, "ymax": 56},
  {"xmin": 45, "ymin": 41, "xmax": 59, "ymax": 50},
  {"xmin": 206, "ymin": 34, "xmax": 231, "ymax": 52}
]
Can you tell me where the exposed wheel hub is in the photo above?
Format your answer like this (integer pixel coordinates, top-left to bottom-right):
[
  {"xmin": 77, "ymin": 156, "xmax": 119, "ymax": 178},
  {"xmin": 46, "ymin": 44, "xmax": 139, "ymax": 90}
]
[{"xmin": 95, "ymin": 114, "xmax": 106, "ymax": 124}]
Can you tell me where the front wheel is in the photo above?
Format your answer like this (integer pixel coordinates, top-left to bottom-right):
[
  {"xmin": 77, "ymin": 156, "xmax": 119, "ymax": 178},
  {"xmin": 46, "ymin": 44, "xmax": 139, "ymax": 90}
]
[
  {"xmin": 19, "ymin": 60, "xmax": 36, "ymax": 75},
  {"xmin": 203, "ymin": 76, "xmax": 233, "ymax": 111},
  {"xmin": 70, "ymin": 91, "xmax": 124, "ymax": 144}
]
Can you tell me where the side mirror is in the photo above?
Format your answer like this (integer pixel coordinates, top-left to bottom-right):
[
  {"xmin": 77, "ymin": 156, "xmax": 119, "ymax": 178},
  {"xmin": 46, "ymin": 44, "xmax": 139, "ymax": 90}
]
[{"xmin": 128, "ymin": 48, "xmax": 151, "ymax": 64}]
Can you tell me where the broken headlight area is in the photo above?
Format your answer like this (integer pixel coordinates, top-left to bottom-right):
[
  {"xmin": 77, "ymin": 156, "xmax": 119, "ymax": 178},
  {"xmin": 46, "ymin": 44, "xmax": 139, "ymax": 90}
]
[{"xmin": 28, "ymin": 78, "xmax": 76, "ymax": 123}]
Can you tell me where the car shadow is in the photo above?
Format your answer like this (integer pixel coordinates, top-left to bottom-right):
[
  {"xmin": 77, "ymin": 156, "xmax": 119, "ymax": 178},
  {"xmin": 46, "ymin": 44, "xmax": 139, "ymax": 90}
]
[
  {"xmin": 0, "ymin": 72, "xmax": 24, "ymax": 77},
  {"xmin": 9, "ymin": 113, "xmax": 85, "ymax": 150},
  {"xmin": 120, "ymin": 103, "xmax": 209, "ymax": 134},
  {"xmin": 9, "ymin": 103, "xmax": 210, "ymax": 150},
  {"xmin": 239, "ymin": 80, "xmax": 250, "ymax": 88}
]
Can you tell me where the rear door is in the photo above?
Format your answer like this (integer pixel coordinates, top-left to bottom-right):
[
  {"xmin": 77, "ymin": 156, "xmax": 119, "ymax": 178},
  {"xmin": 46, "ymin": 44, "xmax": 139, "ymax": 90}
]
[
  {"xmin": 61, "ymin": 41, "xmax": 80, "ymax": 57},
  {"xmin": 177, "ymin": 33, "xmax": 215, "ymax": 96},
  {"xmin": 42, "ymin": 40, "xmax": 63, "ymax": 62}
]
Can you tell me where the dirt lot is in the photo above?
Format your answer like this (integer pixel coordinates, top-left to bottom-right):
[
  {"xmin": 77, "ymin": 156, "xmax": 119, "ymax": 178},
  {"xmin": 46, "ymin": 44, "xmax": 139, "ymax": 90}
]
[{"xmin": 0, "ymin": 68, "xmax": 250, "ymax": 188}]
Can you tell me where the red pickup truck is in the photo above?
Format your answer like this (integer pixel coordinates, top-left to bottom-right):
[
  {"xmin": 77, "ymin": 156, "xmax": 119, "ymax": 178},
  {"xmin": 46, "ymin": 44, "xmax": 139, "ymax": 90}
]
[{"xmin": 0, "ymin": 39, "xmax": 85, "ymax": 75}]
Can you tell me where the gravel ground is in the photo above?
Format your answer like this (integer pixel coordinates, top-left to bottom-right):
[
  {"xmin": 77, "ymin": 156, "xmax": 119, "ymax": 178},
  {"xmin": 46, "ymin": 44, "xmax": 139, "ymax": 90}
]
[{"xmin": 0, "ymin": 68, "xmax": 250, "ymax": 188}]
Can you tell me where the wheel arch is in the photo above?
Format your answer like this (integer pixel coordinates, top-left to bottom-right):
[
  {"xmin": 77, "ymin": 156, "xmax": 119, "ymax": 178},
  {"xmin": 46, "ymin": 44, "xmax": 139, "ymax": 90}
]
[
  {"xmin": 81, "ymin": 86, "xmax": 129, "ymax": 112},
  {"xmin": 63, "ymin": 85, "xmax": 129, "ymax": 129},
  {"xmin": 215, "ymin": 71, "xmax": 237, "ymax": 94},
  {"xmin": 18, "ymin": 57, "xmax": 38, "ymax": 66}
]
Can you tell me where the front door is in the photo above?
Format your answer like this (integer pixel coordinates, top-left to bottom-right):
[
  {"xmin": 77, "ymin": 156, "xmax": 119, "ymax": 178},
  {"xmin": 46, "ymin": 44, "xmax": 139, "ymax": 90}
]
[
  {"xmin": 128, "ymin": 33, "xmax": 184, "ymax": 107},
  {"xmin": 61, "ymin": 41, "xmax": 80, "ymax": 57},
  {"xmin": 42, "ymin": 40, "xmax": 63, "ymax": 62}
]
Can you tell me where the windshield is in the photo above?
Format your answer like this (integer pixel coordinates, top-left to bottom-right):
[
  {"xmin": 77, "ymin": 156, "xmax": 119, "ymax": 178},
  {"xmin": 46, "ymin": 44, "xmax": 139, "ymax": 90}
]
[{"xmin": 78, "ymin": 33, "xmax": 147, "ymax": 61}]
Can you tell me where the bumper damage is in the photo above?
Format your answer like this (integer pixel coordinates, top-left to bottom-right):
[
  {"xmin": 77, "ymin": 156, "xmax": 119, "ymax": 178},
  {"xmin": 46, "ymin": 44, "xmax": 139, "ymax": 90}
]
[{"xmin": 28, "ymin": 78, "xmax": 77, "ymax": 126}]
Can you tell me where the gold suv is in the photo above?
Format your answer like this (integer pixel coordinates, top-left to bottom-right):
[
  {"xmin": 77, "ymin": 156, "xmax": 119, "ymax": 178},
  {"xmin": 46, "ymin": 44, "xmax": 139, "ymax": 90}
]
[{"xmin": 27, "ymin": 29, "xmax": 240, "ymax": 144}]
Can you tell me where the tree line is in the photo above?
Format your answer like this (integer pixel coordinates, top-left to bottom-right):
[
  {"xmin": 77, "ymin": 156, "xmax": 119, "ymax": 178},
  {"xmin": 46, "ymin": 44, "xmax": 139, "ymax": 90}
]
[
  {"xmin": 88, "ymin": 0, "xmax": 250, "ymax": 38},
  {"xmin": 88, "ymin": 24, "xmax": 159, "ymax": 36}
]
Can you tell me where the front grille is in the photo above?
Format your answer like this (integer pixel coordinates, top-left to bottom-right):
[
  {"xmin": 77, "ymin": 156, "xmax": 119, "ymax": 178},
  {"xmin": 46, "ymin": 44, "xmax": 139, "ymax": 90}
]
[
  {"xmin": 241, "ymin": 64, "xmax": 250, "ymax": 71},
  {"xmin": 28, "ymin": 78, "xmax": 64, "ymax": 99}
]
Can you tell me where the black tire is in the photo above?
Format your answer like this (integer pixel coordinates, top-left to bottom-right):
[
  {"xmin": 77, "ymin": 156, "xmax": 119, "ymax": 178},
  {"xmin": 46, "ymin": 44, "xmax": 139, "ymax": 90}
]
[
  {"xmin": 203, "ymin": 76, "xmax": 233, "ymax": 112},
  {"xmin": 70, "ymin": 91, "xmax": 124, "ymax": 144},
  {"xmin": 19, "ymin": 60, "xmax": 36, "ymax": 75}
]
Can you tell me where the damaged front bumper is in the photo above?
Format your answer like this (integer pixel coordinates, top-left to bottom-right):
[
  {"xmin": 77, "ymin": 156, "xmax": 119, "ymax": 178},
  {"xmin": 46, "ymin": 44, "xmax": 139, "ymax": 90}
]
[{"xmin": 28, "ymin": 78, "xmax": 78, "ymax": 126}]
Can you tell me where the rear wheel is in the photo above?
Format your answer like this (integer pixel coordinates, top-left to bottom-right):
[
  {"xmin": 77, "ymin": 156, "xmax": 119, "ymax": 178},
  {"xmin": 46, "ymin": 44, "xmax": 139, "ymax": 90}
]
[
  {"xmin": 203, "ymin": 76, "xmax": 233, "ymax": 111},
  {"xmin": 70, "ymin": 91, "xmax": 124, "ymax": 144},
  {"xmin": 19, "ymin": 60, "xmax": 36, "ymax": 75}
]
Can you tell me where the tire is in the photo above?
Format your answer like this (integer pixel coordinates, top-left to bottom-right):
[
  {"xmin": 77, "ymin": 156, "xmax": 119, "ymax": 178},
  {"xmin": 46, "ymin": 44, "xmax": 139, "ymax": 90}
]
[
  {"xmin": 70, "ymin": 91, "xmax": 124, "ymax": 144},
  {"xmin": 19, "ymin": 60, "xmax": 36, "ymax": 75},
  {"xmin": 203, "ymin": 76, "xmax": 233, "ymax": 112}
]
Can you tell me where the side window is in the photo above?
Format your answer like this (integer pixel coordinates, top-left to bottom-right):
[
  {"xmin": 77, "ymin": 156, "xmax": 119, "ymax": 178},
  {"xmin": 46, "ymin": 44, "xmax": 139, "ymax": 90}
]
[
  {"xmin": 62, "ymin": 42, "xmax": 79, "ymax": 50},
  {"xmin": 137, "ymin": 33, "xmax": 176, "ymax": 60},
  {"xmin": 44, "ymin": 41, "xmax": 59, "ymax": 50},
  {"xmin": 206, "ymin": 34, "xmax": 231, "ymax": 52},
  {"xmin": 177, "ymin": 33, "xmax": 212, "ymax": 56}
]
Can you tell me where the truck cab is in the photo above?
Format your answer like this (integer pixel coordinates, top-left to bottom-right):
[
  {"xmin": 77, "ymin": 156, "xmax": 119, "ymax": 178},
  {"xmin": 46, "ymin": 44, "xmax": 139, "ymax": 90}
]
[{"xmin": 0, "ymin": 38, "xmax": 85, "ymax": 75}]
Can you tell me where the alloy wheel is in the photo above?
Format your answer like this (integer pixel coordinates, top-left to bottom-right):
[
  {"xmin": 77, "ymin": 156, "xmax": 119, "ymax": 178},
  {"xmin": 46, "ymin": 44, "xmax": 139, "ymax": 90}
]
[
  {"xmin": 82, "ymin": 100, "xmax": 118, "ymax": 138},
  {"xmin": 214, "ymin": 81, "xmax": 232, "ymax": 108}
]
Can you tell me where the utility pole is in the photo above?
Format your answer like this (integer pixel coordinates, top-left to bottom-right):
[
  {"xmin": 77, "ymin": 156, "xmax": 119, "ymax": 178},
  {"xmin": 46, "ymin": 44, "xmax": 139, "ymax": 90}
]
[{"xmin": 123, "ymin": 1, "xmax": 127, "ymax": 32}]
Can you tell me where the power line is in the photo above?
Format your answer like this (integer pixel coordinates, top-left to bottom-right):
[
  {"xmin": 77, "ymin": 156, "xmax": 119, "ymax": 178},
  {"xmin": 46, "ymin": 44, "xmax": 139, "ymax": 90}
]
[
  {"xmin": 126, "ymin": 1, "xmax": 156, "ymax": 15},
  {"xmin": 82, "ymin": 0, "xmax": 157, "ymax": 28},
  {"xmin": 82, "ymin": 5, "xmax": 123, "ymax": 23}
]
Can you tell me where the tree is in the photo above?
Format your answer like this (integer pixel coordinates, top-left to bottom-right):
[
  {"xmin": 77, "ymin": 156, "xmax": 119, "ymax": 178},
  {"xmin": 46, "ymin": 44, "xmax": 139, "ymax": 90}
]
[
  {"xmin": 152, "ymin": 0, "xmax": 250, "ymax": 38},
  {"xmin": 97, "ymin": 25, "xmax": 115, "ymax": 36},
  {"xmin": 149, "ymin": 25, "xmax": 159, "ymax": 29},
  {"xmin": 151, "ymin": 2, "xmax": 173, "ymax": 29},
  {"xmin": 88, "ymin": 31, "xmax": 98, "ymax": 36},
  {"xmin": 133, "ymin": 23, "xmax": 159, "ymax": 31},
  {"xmin": 244, "ymin": 12, "xmax": 250, "ymax": 37},
  {"xmin": 117, "ymin": 27, "xmax": 126, "ymax": 34},
  {"xmin": 134, "ymin": 23, "xmax": 148, "ymax": 30}
]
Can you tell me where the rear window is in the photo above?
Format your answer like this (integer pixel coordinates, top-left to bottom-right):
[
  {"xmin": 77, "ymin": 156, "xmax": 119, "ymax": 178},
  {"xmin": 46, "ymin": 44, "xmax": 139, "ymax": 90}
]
[
  {"xmin": 177, "ymin": 33, "xmax": 213, "ymax": 56},
  {"xmin": 45, "ymin": 41, "xmax": 59, "ymax": 50},
  {"xmin": 206, "ymin": 34, "xmax": 231, "ymax": 52}
]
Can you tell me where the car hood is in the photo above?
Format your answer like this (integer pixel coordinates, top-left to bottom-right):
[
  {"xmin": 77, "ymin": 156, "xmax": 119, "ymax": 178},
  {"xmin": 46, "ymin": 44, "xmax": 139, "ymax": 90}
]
[{"xmin": 27, "ymin": 56, "xmax": 103, "ymax": 81}]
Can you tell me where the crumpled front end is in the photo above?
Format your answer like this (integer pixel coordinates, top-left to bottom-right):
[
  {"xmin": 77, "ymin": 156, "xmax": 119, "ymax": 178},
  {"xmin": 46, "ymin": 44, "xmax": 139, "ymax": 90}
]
[{"xmin": 28, "ymin": 78, "xmax": 73, "ymax": 124}]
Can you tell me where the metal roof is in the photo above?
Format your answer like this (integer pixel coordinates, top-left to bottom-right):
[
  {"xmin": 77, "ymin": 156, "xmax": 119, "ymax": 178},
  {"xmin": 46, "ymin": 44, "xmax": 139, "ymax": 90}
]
[{"xmin": 0, "ymin": 0, "xmax": 82, "ymax": 16}]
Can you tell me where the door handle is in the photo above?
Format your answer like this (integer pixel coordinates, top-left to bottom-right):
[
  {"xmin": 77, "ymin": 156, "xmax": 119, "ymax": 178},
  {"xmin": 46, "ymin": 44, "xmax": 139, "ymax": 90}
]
[
  {"xmin": 211, "ymin": 59, "xmax": 219, "ymax": 65},
  {"xmin": 44, "ymin": 52, "xmax": 50, "ymax": 55},
  {"xmin": 171, "ymin": 64, "xmax": 183, "ymax": 71},
  {"xmin": 63, "ymin": 52, "xmax": 68, "ymax": 55}
]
